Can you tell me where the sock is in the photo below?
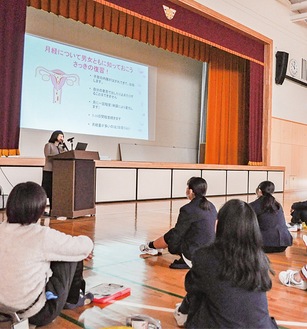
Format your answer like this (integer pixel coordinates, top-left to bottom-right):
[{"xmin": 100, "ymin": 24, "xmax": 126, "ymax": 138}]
[
  {"xmin": 178, "ymin": 296, "xmax": 190, "ymax": 314},
  {"xmin": 64, "ymin": 292, "xmax": 94, "ymax": 309},
  {"xmin": 178, "ymin": 305, "xmax": 188, "ymax": 314},
  {"xmin": 301, "ymin": 265, "xmax": 307, "ymax": 281},
  {"xmin": 46, "ymin": 291, "xmax": 58, "ymax": 300},
  {"xmin": 148, "ymin": 241, "xmax": 155, "ymax": 249}
]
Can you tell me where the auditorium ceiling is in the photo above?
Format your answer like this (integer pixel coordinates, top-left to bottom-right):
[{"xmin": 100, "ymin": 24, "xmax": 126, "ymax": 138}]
[{"xmin": 279, "ymin": 0, "xmax": 307, "ymax": 23}]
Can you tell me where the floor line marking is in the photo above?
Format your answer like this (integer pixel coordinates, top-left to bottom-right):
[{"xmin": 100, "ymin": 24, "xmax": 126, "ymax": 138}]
[
  {"xmin": 113, "ymin": 301, "xmax": 307, "ymax": 328},
  {"xmin": 276, "ymin": 320, "xmax": 307, "ymax": 327},
  {"xmin": 59, "ymin": 313, "xmax": 85, "ymax": 328},
  {"xmin": 114, "ymin": 300, "xmax": 174, "ymax": 312}
]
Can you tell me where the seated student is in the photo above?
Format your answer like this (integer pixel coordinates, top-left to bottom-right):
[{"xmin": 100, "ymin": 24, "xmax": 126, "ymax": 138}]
[
  {"xmin": 249, "ymin": 181, "xmax": 292, "ymax": 253},
  {"xmin": 174, "ymin": 199, "xmax": 278, "ymax": 328},
  {"xmin": 0, "ymin": 182, "xmax": 94, "ymax": 327},
  {"xmin": 139, "ymin": 177, "xmax": 217, "ymax": 269},
  {"xmin": 287, "ymin": 199, "xmax": 307, "ymax": 231}
]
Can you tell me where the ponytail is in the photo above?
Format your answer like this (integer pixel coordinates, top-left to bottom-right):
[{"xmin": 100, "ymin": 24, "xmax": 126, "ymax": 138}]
[
  {"xmin": 187, "ymin": 177, "xmax": 211, "ymax": 211},
  {"xmin": 258, "ymin": 181, "xmax": 280, "ymax": 212},
  {"xmin": 199, "ymin": 195, "xmax": 210, "ymax": 211}
]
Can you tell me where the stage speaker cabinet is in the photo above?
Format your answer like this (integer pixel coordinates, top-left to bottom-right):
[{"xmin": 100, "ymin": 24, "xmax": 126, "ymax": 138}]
[{"xmin": 275, "ymin": 51, "xmax": 289, "ymax": 85}]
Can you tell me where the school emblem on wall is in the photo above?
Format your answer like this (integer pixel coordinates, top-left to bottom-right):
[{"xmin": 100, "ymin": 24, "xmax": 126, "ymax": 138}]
[{"xmin": 163, "ymin": 5, "xmax": 176, "ymax": 20}]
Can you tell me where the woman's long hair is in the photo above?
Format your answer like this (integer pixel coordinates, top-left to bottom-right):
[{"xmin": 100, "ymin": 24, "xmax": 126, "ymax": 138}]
[
  {"xmin": 257, "ymin": 180, "xmax": 280, "ymax": 213},
  {"xmin": 48, "ymin": 130, "xmax": 64, "ymax": 143},
  {"xmin": 187, "ymin": 177, "xmax": 210, "ymax": 210},
  {"xmin": 214, "ymin": 199, "xmax": 274, "ymax": 291}
]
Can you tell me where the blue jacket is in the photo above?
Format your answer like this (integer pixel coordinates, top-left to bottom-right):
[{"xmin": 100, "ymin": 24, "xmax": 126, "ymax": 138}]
[
  {"xmin": 249, "ymin": 197, "xmax": 292, "ymax": 247},
  {"xmin": 163, "ymin": 197, "xmax": 217, "ymax": 260},
  {"xmin": 185, "ymin": 247, "xmax": 278, "ymax": 329}
]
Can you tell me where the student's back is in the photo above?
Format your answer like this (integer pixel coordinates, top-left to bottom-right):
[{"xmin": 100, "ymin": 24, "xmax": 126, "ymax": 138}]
[
  {"xmin": 177, "ymin": 199, "xmax": 278, "ymax": 328},
  {"xmin": 185, "ymin": 247, "xmax": 277, "ymax": 329},
  {"xmin": 167, "ymin": 196, "xmax": 216, "ymax": 260},
  {"xmin": 250, "ymin": 181, "xmax": 292, "ymax": 253}
]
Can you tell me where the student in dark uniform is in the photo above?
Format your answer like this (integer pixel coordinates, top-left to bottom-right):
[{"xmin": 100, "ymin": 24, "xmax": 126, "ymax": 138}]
[
  {"xmin": 139, "ymin": 177, "xmax": 217, "ymax": 269},
  {"xmin": 249, "ymin": 181, "xmax": 292, "ymax": 253},
  {"xmin": 288, "ymin": 199, "xmax": 307, "ymax": 230},
  {"xmin": 174, "ymin": 199, "xmax": 278, "ymax": 328}
]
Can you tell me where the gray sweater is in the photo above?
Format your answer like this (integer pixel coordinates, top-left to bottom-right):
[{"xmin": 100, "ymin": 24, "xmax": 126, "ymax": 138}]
[
  {"xmin": 43, "ymin": 142, "xmax": 65, "ymax": 171},
  {"xmin": 0, "ymin": 221, "xmax": 93, "ymax": 319}
]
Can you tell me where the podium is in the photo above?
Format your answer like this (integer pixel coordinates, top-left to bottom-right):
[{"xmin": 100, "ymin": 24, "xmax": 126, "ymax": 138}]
[{"xmin": 51, "ymin": 150, "xmax": 99, "ymax": 218}]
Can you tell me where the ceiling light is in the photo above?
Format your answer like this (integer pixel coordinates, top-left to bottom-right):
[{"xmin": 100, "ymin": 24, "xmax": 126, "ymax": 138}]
[
  {"xmin": 290, "ymin": 1, "xmax": 307, "ymax": 12},
  {"xmin": 290, "ymin": 12, "xmax": 307, "ymax": 22}
]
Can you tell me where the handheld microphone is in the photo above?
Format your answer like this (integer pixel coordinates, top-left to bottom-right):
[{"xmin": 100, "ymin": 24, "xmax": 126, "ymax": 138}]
[{"xmin": 67, "ymin": 137, "xmax": 74, "ymax": 142}]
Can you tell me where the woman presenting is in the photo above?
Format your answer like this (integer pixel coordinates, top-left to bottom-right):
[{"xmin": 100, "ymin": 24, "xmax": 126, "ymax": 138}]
[{"xmin": 42, "ymin": 130, "xmax": 67, "ymax": 215}]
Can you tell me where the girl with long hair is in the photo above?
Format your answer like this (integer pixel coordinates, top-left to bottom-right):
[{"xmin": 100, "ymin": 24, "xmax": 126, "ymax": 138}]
[{"xmin": 174, "ymin": 199, "xmax": 278, "ymax": 328}]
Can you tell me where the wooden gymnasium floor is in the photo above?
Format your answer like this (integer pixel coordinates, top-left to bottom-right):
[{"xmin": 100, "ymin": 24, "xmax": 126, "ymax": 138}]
[{"xmin": 1, "ymin": 190, "xmax": 307, "ymax": 329}]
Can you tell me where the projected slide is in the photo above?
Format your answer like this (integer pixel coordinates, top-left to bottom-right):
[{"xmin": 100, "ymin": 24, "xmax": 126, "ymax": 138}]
[{"xmin": 20, "ymin": 34, "xmax": 150, "ymax": 140}]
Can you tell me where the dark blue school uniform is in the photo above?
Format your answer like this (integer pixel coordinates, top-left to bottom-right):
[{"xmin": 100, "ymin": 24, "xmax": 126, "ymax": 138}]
[
  {"xmin": 291, "ymin": 200, "xmax": 307, "ymax": 224},
  {"xmin": 163, "ymin": 196, "xmax": 217, "ymax": 260},
  {"xmin": 185, "ymin": 247, "xmax": 278, "ymax": 329},
  {"xmin": 249, "ymin": 197, "xmax": 292, "ymax": 252}
]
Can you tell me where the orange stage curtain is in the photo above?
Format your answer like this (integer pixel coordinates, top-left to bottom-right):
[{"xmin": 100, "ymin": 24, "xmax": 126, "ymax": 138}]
[{"xmin": 205, "ymin": 49, "xmax": 249, "ymax": 165}]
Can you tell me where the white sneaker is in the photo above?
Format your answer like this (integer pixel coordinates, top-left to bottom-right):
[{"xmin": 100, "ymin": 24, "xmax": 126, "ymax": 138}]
[
  {"xmin": 174, "ymin": 303, "xmax": 188, "ymax": 327},
  {"xmin": 287, "ymin": 223, "xmax": 303, "ymax": 232},
  {"xmin": 279, "ymin": 270, "xmax": 307, "ymax": 290},
  {"xmin": 303, "ymin": 235, "xmax": 307, "ymax": 247},
  {"xmin": 139, "ymin": 243, "xmax": 162, "ymax": 255}
]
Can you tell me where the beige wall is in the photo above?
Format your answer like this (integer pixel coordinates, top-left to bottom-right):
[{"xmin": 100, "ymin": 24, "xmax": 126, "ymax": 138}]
[
  {"xmin": 271, "ymin": 117, "xmax": 307, "ymax": 191},
  {"xmin": 197, "ymin": 0, "xmax": 307, "ymax": 193}
]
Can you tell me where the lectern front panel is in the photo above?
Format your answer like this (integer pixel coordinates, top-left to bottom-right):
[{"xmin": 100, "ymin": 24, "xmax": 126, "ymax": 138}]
[
  {"xmin": 74, "ymin": 160, "xmax": 95, "ymax": 211},
  {"xmin": 52, "ymin": 160, "xmax": 75, "ymax": 215},
  {"xmin": 52, "ymin": 153, "xmax": 96, "ymax": 218}
]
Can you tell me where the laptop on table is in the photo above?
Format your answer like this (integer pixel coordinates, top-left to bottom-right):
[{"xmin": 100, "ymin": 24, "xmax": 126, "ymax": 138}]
[{"xmin": 75, "ymin": 142, "xmax": 88, "ymax": 151}]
